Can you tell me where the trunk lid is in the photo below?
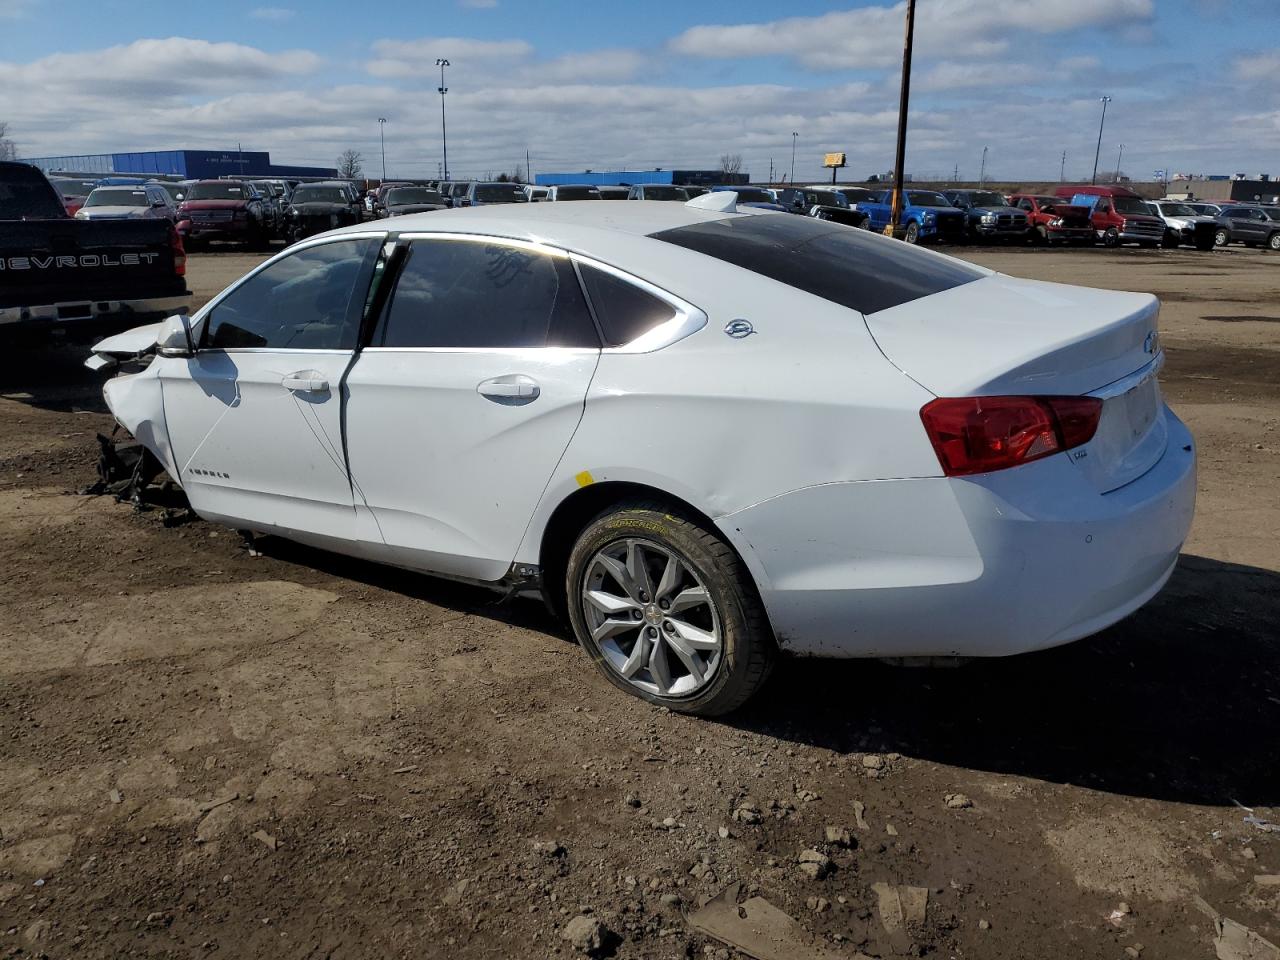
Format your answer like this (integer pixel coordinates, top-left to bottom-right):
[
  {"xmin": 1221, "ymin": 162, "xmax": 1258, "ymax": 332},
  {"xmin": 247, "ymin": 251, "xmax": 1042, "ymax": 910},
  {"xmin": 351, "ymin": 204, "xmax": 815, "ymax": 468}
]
[{"xmin": 865, "ymin": 273, "xmax": 1166, "ymax": 492}]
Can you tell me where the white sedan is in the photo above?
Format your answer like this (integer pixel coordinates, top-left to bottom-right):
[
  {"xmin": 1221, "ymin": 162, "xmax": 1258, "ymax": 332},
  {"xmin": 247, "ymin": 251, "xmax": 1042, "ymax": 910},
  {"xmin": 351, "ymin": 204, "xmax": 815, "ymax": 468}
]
[{"xmin": 90, "ymin": 194, "xmax": 1196, "ymax": 716}]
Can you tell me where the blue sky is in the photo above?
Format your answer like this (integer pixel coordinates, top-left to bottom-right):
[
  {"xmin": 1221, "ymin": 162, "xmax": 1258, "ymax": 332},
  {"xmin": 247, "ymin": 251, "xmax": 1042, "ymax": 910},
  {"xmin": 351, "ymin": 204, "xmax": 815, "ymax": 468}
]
[{"xmin": 1, "ymin": 0, "xmax": 1277, "ymax": 182}]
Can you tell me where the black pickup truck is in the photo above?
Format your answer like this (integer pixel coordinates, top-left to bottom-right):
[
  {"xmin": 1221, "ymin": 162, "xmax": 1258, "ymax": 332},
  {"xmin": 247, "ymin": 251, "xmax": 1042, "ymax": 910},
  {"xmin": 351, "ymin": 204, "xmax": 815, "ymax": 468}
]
[{"xmin": 1, "ymin": 161, "xmax": 190, "ymax": 342}]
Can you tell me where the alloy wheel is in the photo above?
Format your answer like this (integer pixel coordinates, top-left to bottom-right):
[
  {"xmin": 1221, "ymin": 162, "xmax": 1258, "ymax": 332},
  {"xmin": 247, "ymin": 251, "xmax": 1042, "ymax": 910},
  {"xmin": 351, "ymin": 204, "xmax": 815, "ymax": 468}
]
[{"xmin": 581, "ymin": 538, "xmax": 722, "ymax": 698}]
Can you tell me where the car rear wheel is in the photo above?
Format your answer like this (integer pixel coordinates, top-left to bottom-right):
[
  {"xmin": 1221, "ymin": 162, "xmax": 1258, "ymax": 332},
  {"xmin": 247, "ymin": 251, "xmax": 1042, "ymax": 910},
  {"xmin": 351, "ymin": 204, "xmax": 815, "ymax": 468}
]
[
  {"xmin": 1214, "ymin": 229, "xmax": 1230, "ymax": 247},
  {"xmin": 1103, "ymin": 227, "xmax": 1120, "ymax": 247},
  {"xmin": 566, "ymin": 501, "xmax": 775, "ymax": 717}
]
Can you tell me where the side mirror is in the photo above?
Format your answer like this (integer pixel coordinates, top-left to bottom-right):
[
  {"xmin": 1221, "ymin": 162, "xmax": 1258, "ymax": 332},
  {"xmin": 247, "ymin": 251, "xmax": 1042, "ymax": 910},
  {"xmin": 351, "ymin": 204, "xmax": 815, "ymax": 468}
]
[{"xmin": 156, "ymin": 313, "xmax": 195, "ymax": 358}]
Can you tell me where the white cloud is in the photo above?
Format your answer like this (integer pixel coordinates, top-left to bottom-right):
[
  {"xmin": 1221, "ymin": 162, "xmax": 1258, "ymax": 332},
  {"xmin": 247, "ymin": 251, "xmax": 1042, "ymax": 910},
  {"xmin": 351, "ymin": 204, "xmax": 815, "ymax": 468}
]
[
  {"xmin": 915, "ymin": 62, "xmax": 1040, "ymax": 91},
  {"xmin": 670, "ymin": 0, "xmax": 1154, "ymax": 70},
  {"xmin": 367, "ymin": 36, "xmax": 532, "ymax": 77},
  {"xmin": 249, "ymin": 7, "xmax": 295, "ymax": 21},
  {"xmin": 1236, "ymin": 50, "xmax": 1280, "ymax": 81}
]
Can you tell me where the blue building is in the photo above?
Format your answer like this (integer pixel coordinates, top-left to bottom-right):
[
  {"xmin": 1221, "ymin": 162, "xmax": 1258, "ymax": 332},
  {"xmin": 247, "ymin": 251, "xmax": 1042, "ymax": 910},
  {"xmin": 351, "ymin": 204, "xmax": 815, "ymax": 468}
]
[
  {"xmin": 535, "ymin": 169, "xmax": 747, "ymax": 187},
  {"xmin": 20, "ymin": 148, "xmax": 336, "ymax": 179}
]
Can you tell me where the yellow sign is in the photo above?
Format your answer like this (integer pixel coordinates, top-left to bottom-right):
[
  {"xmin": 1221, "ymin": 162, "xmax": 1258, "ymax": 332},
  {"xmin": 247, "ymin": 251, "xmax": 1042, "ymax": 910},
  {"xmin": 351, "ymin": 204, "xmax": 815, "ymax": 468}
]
[{"xmin": 823, "ymin": 152, "xmax": 847, "ymax": 168}]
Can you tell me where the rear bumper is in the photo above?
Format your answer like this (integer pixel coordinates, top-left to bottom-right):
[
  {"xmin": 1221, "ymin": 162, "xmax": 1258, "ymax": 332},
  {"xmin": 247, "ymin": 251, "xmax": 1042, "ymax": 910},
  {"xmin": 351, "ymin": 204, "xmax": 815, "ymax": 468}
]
[
  {"xmin": 720, "ymin": 407, "xmax": 1196, "ymax": 658},
  {"xmin": 0, "ymin": 294, "xmax": 190, "ymax": 338}
]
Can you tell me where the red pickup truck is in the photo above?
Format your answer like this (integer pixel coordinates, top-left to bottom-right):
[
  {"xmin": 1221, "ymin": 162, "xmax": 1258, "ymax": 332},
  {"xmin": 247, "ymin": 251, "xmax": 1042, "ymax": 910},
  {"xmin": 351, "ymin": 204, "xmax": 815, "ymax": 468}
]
[
  {"xmin": 1052, "ymin": 185, "xmax": 1165, "ymax": 247},
  {"xmin": 1010, "ymin": 195, "xmax": 1096, "ymax": 245}
]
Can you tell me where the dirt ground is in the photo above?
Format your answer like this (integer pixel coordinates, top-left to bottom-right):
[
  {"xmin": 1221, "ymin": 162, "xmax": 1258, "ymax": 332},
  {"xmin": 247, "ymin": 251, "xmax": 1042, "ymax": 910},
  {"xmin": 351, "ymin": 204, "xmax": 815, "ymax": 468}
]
[{"xmin": 1, "ymin": 244, "xmax": 1278, "ymax": 960}]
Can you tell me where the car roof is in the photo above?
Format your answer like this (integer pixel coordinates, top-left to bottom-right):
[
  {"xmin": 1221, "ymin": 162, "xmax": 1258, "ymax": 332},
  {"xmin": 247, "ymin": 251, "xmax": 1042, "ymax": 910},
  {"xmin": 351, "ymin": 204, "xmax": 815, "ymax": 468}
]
[{"xmin": 329, "ymin": 198, "xmax": 748, "ymax": 251}]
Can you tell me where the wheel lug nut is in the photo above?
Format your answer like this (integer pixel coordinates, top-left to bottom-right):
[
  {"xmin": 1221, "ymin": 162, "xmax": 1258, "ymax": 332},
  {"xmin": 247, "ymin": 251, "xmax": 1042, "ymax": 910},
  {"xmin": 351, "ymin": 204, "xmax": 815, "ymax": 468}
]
[
  {"xmin": 632, "ymin": 610, "xmax": 642, "ymax": 620},
  {"xmin": 639, "ymin": 592, "xmax": 649, "ymax": 603},
  {"xmin": 664, "ymin": 621, "xmax": 675, "ymax": 632},
  {"xmin": 659, "ymin": 599, "xmax": 669, "ymax": 610},
  {"xmin": 647, "ymin": 627, "xmax": 658, "ymax": 638}
]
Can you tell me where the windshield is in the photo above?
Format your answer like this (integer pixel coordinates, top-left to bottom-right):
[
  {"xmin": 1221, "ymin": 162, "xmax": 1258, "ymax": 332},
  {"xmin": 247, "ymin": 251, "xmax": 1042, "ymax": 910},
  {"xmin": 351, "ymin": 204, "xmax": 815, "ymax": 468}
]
[
  {"xmin": 187, "ymin": 182, "xmax": 250, "ymax": 201},
  {"xmin": 1113, "ymin": 197, "xmax": 1150, "ymax": 215},
  {"xmin": 969, "ymin": 192, "xmax": 1008, "ymax": 208},
  {"xmin": 836, "ymin": 188, "xmax": 873, "ymax": 203},
  {"xmin": 908, "ymin": 192, "xmax": 952, "ymax": 207},
  {"xmin": 475, "ymin": 184, "xmax": 527, "ymax": 202},
  {"xmin": 85, "ymin": 188, "xmax": 149, "ymax": 208},
  {"xmin": 51, "ymin": 179, "xmax": 99, "ymax": 198},
  {"xmin": 641, "ymin": 186, "xmax": 686, "ymax": 201},
  {"xmin": 554, "ymin": 187, "xmax": 600, "ymax": 200},
  {"xmin": 1157, "ymin": 202, "xmax": 1196, "ymax": 216},
  {"xmin": 292, "ymin": 187, "xmax": 349, "ymax": 204},
  {"xmin": 387, "ymin": 188, "xmax": 443, "ymax": 205},
  {"xmin": 808, "ymin": 191, "xmax": 849, "ymax": 208}
]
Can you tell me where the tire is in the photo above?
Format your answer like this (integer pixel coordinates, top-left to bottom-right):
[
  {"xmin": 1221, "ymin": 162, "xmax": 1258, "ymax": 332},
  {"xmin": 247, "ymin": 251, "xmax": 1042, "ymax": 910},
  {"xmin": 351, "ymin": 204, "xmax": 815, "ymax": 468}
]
[
  {"xmin": 565, "ymin": 500, "xmax": 775, "ymax": 717},
  {"xmin": 1214, "ymin": 229, "xmax": 1230, "ymax": 247},
  {"xmin": 1268, "ymin": 233, "xmax": 1280, "ymax": 251},
  {"xmin": 1161, "ymin": 231, "xmax": 1179, "ymax": 249},
  {"xmin": 1103, "ymin": 227, "xmax": 1120, "ymax": 247},
  {"xmin": 1034, "ymin": 226, "xmax": 1049, "ymax": 246},
  {"xmin": 1195, "ymin": 234, "xmax": 1216, "ymax": 252},
  {"xmin": 904, "ymin": 221, "xmax": 920, "ymax": 244}
]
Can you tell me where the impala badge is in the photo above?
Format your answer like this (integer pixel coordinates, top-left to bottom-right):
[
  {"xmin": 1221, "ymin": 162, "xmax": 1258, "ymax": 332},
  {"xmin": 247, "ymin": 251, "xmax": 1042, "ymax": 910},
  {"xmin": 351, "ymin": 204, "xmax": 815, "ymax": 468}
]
[{"xmin": 724, "ymin": 319, "xmax": 755, "ymax": 339}]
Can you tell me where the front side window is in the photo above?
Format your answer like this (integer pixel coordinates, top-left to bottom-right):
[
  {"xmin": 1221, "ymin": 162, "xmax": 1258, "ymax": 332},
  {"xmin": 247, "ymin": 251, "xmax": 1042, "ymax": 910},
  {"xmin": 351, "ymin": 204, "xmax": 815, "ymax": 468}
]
[
  {"xmin": 204, "ymin": 238, "xmax": 381, "ymax": 350},
  {"xmin": 374, "ymin": 239, "xmax": 598, "ymax": 349}
]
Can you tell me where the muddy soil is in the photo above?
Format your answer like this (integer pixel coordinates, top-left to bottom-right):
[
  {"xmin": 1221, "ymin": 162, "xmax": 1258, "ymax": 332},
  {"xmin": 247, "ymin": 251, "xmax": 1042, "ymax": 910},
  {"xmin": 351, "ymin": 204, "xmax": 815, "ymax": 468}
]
[{"xmin": 1, "ymin": 245, "xmax": 1278, "ymax": 960}]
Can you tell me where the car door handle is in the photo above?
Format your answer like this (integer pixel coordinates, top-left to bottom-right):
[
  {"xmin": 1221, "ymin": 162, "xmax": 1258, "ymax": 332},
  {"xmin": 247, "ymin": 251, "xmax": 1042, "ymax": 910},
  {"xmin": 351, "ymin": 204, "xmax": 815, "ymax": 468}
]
[
  {"xmin": 282, "ymin": 372, "xmax": 329, "ymax": 393},
  {"xmin": 477, "ymin": 375, "xmax": 540, "ymax": 402}
]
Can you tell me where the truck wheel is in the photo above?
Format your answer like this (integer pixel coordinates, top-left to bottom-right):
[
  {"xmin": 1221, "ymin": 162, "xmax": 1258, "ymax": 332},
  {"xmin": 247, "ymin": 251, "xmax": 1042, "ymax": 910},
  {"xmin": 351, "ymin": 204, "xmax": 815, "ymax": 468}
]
[
  {"xmin": 904, "ymin": 221, "xmax": 920, "ymax": 244},
  {"xmin": 1103, "ymin": 227, "xmax": 1120, "ymax": 247},
  {"xmin": 1161, "ymin": 232, "xmax": 1179, "ymax": 249},
  {"xmin": 566, "ymin": 500, "xmax": 775, "ymax": 717},
  {"xmin": 1214, "ymin": 229, "xmax": 1230, "ymax": 247},
  {"xmin": 1195, "ymin": 234, "xmax": 1216, "ymax": 252},
  {"xmin": 1034, "ymin": 226, "xmax": 1049, "ymax": 245}
]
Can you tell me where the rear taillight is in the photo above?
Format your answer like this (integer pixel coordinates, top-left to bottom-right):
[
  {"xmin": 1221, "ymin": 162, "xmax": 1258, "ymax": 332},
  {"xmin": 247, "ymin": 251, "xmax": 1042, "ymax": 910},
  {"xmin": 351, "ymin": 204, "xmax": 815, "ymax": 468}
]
[
  {"xmin": 920, "ymin": 395, "xmax": 1103, "ymax": 477},
  {"xmin": 169, "ymin": 225, "xmax": 186, "ymax": 277}
]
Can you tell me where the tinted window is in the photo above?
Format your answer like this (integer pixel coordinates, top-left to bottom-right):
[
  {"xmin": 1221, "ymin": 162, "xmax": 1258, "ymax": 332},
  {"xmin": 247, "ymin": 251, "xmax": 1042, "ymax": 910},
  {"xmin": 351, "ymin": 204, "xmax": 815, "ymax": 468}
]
[
  {"xmin": 187, "ymin": 182, "xmax": 250, "ymax": 201},
  {"xmin": 641, "ymin": 186, "xmax": 685, "ymax": 201},
  {"xmin": 205, "ymin": 238, "xmax": 380, "ymax": 350},
  {"xmin": 292, "ymin": 187, "xmax": 349, "ymax": 204},
  {"xmin": 578, "ymin": 263, "xmax": 678, "ymax": 347},
  {"xmin": 375, "ymin": 240, "xmax": 598, "ymax": 349},
  {"xmin": 650, "ymin": 215, "xmax": 982, "ymax": 315},
  {"xmin": 0, "ymin": 164, "xmax": 69, "ymax": 219},
  {"xmin": 907, "ymin": 192, "xmax": 951, "ymax": 207},
  {"xmin": 554, "ymin": 187, "xmax": 600, "ymax": 200}
]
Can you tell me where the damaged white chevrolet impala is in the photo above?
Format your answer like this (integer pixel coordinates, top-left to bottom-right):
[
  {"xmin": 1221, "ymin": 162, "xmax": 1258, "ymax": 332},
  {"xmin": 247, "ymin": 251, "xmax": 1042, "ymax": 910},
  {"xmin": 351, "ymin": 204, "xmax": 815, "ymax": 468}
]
[{"xmin": 89, "ymin": 194, "xmax": 1196, "ymax": 716}]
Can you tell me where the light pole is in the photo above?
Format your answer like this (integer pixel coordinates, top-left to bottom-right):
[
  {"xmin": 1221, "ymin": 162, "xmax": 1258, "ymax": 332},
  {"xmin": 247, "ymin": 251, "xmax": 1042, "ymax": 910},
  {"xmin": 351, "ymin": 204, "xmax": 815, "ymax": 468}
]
[
  {"xmin": 1114, "ymin": 143, "xmax": 1124, "ymax": 183},
  {"xmin": 1060, "ymin": 150, "xmax": 1066, "ymax": 182},
  {"xmin": 978, "ymin": 145, "xmax": 988, "ymax": 185},
  {"xmin": 377, "ymin": 117, "xmax": 387, "ymax": 180},
  {"xmin": 790, "ymin": 132, "xmax": 798, "ymax": 183},
  {"xmin": 436, "ymin": 58, "xmax": 450, "ymax": 180},
  {"xmin": 1091, "ymin": 95, "xmax": 1111, "ymax": 185}
]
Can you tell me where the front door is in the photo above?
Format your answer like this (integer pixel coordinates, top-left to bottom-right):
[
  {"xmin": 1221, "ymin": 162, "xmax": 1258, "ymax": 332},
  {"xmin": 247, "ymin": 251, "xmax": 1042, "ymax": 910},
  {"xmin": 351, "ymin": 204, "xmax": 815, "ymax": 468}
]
[
  {"xmin": 161, "ymin": 235, "xmax": 382, "ymax": 542},
  {"xmin": 345, "ymin": 235, "xmax": 602, "ymax": 582}
]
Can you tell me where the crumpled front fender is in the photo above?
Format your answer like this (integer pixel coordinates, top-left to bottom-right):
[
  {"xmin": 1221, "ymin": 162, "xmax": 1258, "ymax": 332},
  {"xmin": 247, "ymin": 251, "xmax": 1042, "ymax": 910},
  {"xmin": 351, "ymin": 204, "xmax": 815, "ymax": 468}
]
[{"xmin": 103, "ymin": 370, "xmax": 179, "ymax": 483}]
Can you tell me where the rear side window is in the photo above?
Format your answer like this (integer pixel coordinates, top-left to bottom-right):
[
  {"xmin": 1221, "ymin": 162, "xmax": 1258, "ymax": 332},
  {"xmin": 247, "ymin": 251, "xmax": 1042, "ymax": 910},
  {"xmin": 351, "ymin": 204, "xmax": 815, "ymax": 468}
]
[
  {"xmin": 204, "ymin": 238, "xmax": 380, "ymax": 349},
  {"xmin": 649, "ymin": 214, "xmax": 982, "ymax": 315},
  {"xmin": 577, "ymin": 264, "xmax": 677, "ymax": 347},
  {"xmin": 374, "ymin": 239, "xmax": 598, "ymax": 349}
]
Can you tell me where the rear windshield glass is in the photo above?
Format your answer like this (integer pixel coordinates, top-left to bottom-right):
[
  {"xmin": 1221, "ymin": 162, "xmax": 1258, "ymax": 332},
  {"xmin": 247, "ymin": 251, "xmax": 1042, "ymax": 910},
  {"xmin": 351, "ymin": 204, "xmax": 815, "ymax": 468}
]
[
  {"xmin": 386, "ymin": 188, "xmax": 443, "ymax": 205},
  {"xmin": 292, "ymin": 187, "xmax": 348, "ymax": 204},
  {"xmin": 51, "ymin": 179, "xmax": 99, "ymax": 197},
  {"xmin": 187, "ymin": 182, "xmax": 248, "ymax": 200},
  {"xmin": 650, "ymin": 214, "xmax": 983, "ymax": 315},
  {"xmin": 475, "ymin": 184, "xmax": 527, "ymax": 202},
  {"xmin": 727, "ymin": 188, "xmax": 773, "ymax": 204},
  {"xmin": 640, "ymin": 186, "xmax": 686, "ymax": 201},
  {"xmin": 554, "ymin": 187, "xmax": 600, "ymax": 200}
]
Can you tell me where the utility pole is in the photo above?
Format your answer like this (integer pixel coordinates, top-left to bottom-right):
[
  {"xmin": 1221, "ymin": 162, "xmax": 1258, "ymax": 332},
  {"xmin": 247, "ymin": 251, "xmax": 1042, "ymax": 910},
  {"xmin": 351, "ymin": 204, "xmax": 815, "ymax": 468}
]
[
  {"xmin": 887, "ymin": 0, "xmax": 916, "ymax": 237},
  {"xmin": 526, "ymin": 148, "xmax": 531, "ymax": 184},
  {"xmin": 769, "ymin": 157, "xmax": 774, "ymax": 183},
  {"xmin": 378, "ymin": 118, "xmax": 387, "ymax": 180},
  {"xmin": 1091, "ymin": 96, "xmax": 1111, "ymax": 185},
  {"xmin": 979, "ymin": 146, "xmax": 988, "ymax": 185},
  {"xmin": 1060, "ymin": 150, "xmax": 1066, "ymax": 182},
  {"xmin": 790, "ymin": 132, "xmax": 798, "ymax": 184},
  {"xmin": 1115, "ymin": 143, "xmax": 1124, "ymax": 182},
  {"xmin": 953, "ymin": 162, "xmax": 958, "ymax": 182},
  {"xmin": 436, "ymin": 58, "xmax": 450, "ymax": 180}
]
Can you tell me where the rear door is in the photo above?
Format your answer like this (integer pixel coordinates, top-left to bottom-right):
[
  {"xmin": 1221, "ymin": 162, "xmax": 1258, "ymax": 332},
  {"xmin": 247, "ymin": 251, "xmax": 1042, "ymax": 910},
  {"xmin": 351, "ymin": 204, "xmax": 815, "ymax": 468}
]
[
  {"xmin": 344, "ymin": 234, "xmax": 601, "ymax": 581},
  {"xmin": 161, "ymin": 234, "xmax": 382, "ymax": 540}
]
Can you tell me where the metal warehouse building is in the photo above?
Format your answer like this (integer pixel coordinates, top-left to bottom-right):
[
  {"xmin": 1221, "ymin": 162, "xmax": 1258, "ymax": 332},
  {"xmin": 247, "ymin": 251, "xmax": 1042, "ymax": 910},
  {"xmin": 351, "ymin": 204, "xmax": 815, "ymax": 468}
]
[
  {"xmin": 20, "ymin": 149, "xmax": 336, "ymax": 179},
  {"xmin": 534, "ymin": 169, "xmax": 747, "ymax": 187}
]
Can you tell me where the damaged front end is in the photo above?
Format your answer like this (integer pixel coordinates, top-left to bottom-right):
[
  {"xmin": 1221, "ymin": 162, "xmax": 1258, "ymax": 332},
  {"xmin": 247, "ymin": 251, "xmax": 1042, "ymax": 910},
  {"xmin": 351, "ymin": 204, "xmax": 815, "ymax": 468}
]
[{"xmin": 83, "ymin": 318, "xmax": 190, "ymax": 521}]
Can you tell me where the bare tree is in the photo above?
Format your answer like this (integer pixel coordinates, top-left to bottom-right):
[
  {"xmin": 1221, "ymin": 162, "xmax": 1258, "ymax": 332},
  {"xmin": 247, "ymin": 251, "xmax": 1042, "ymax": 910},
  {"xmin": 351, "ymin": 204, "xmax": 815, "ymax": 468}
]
[
  {"xmin": 719, "ymin": 153, "xmax": 744, "ymax": 178},
  {"xmin": 508, "ymin": 167, "xmax": 525, "ymax": 184},
  {"xmin": 337, "ymin": 148, "xmax": 363, "ymax": 179},
  {"xmin": 0, "ymin": 122, "xmax": 17, "ymax": 162}
]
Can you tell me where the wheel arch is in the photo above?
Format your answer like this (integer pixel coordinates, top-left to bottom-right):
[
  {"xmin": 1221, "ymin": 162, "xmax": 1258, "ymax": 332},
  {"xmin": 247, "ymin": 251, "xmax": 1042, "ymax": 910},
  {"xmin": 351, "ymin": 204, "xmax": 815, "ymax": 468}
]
[{"xmin": 536, "ymin": 480, "xmax": 771, "ymax": 628}]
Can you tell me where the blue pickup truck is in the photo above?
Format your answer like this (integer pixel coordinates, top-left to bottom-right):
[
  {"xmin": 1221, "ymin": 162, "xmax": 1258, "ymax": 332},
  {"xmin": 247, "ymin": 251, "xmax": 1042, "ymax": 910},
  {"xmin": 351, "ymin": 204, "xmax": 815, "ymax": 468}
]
[{"xmin": 856, "ymin": 189, "xmax": 966, "ymax": 244}]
